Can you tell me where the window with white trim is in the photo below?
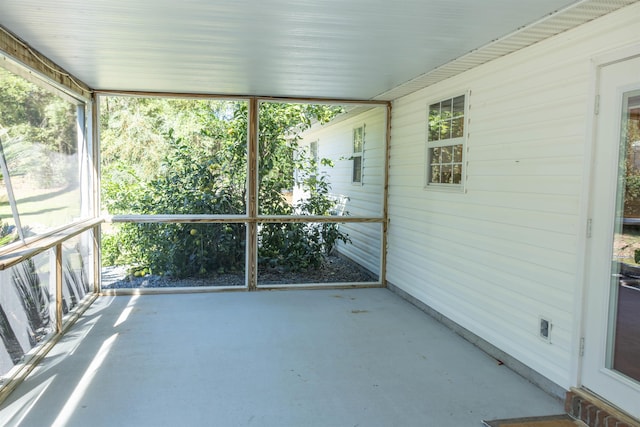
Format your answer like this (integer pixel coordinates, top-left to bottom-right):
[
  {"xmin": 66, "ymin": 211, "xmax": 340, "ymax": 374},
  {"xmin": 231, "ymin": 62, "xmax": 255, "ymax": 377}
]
[
  {"xmin": 308, "ymin": 140, "xmax": 319, "ymax": 184},
  {"xmin": 352, "ymin": 125, "xmax": 364, "ymax": 184},
  {"xmin": 426, "ymin": 94, "xmax": 466, "ymax": 187},
  {"xmin": 309, "ymin": 139, "xmax": 318, "ymax": 168}
]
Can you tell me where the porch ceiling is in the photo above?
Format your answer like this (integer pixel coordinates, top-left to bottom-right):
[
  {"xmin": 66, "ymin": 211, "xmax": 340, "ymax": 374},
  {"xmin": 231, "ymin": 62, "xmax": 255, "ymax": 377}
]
[{"xmin": 0, "ymin": 0, "xmax": 634, "ymax": 100}]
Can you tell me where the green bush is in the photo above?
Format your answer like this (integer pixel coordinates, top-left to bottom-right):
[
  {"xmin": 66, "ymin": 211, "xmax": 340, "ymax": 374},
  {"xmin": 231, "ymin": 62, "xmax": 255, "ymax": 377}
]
[{"xmin": 257, "ymin": 172, "xmax": 351, "ymax": 272}]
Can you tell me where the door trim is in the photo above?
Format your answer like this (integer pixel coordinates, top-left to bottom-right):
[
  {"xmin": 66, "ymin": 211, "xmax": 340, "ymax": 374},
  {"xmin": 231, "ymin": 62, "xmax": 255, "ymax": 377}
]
[
  {"xmin": 576, "ymin": 45, "xmax": 640, "ymax": 388},
  {"xmin": 579, "ymin": 52, "xmax": 640, "ymax": 420}
]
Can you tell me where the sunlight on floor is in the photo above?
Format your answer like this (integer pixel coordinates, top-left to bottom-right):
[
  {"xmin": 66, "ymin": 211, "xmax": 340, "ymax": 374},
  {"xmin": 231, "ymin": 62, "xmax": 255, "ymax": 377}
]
[
  {"xmin": 113, "ymin": 295, "xmax": 140, "ymax": 328},
  {"xmin": 0, "ymin": 378, "xmax": 54, "ymax": 426},
  {"xmin": 51, "ymin": 333, "xmax": 118, "ymax": 427}
]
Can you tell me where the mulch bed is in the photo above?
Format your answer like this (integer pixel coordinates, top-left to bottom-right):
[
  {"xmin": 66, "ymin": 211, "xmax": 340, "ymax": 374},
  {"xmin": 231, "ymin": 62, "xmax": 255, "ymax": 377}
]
[{"xmin": 101, "ymin": 255, "xmax": 377, "ymax": 289}]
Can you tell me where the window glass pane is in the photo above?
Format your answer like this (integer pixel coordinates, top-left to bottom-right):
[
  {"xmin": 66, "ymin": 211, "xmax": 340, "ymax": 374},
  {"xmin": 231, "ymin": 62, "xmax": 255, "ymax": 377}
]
[
  {"xmin": 307, "ymin": 140, "xmax": 319, "ymax": 183},
  {"xmin": 431, "ymin": 165, "xmax": 441, "ymax": 183},
  {"xmin": 441, "ymin": 146, "xmax": 452, "ymax": 164},
  {"xmin": 428, "ymin": 104, "xmax": 441, "ymax": 141},
  {"xmin": 428, "ymin": 122, "xmax": 440, "ymax": 141},
  {"xmin": 430, "ymin": 147, "xmax": 441, "ymax": 164},
  {"xmin": 623, "ymin": 94, "xmax": 640, "ymax": 219},
  {"xmin": 452, "ymin": 117, "xmax": 464, "ymax": 138},
  {"xmin": 0, "ymin": 67, "xmax": 85, "ymax": 246},
  {"xmin": 453, "ymin": 144, "xmax": 463, "ymax": 163},
  {"xmin": 257, "ymin": 222, "xmax": 381, "ymax": 286},
  {"xmin": 453, "ymin": 164, "xmax": 462, "ymax": 184},
  {"xmin": 353, "ymin": 127, "xmax": 363, "ymax": 152},
  {"xmin": 439, "ymin": 120, "xmax": 452, "ymax": 140},
  {"xmin": 442, "ymin": 165, "xmax": 453, "ymax": 184},
  {"xmin": 429, "ymin": 103, "xmax": 440, "ymax": 118},
  {"xmin": 352, "ymin": 156, "xmax": 362, "ymax": 183},
  {"xmin": 441, "ymin": 99, "xmax": 452, "ymax": 119},
  {"xmin": 453, "ymin": 95, "xmax": 465, "ymax": 117},
  {"xmin": 309, "ymin": 141, "xmax": 318, "ymax": 165},
  {"xmin": 100, "ymin": 97, "xmax": 247, "ymax": 216},
  {"xmin": 608, "ymin": 91, "xmax": 640, "ymax": 383}
]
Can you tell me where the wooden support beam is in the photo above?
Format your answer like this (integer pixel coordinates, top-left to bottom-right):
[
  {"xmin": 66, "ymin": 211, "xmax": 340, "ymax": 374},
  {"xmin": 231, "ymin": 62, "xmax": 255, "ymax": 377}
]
[
  {"xmin": 95, "ymin": 89, "xmax": 390, "ymax": 107},
  {"xmin": 0, "ymin": 26, "xmax": 91, "ymax": 99},
  {"xmin": 92, "ymin": 94, "xmax": 102, "ymax": 293},
  {"xmin": 107, "ymin": 214, "xmax": 383, "ymax": 224},
  {"xmin": 55, "ymin": 243, "xmax": 63, "ymax": 333},
  {"xmin": 248, "ymin": 98, "xmax": 258, "ymax": 291},
  {"xmin": 381, "ymin": 103, "xmax": 392, "ymax": 288},
  {"xmin": 0, "ymin": 218, "xmax": 103, "ymax": 271}
]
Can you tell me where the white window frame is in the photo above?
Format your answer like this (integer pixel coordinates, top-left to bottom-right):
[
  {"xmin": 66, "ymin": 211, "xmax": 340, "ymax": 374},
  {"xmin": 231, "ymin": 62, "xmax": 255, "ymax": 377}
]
[
  {"xmin": 425, "ymin": 92, "xmax": 468, "ymax": 191},
  {"xmin": 309, "ymin": 139, "xmax": 318, "ymax": 172},
  {"xmin": 308, "ymin": 139, "xmax": 319, "ymax": 186},
  {"xmin": 352, "ymin": 124, "xmax": 365, "ymax": 184}
]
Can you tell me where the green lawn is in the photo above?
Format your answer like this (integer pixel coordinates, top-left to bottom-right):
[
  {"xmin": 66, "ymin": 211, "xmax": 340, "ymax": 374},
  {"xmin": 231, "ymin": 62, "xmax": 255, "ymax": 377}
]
[{"xmin": 0, "ymin": 182, "xmax": 81, "ymax": 234}]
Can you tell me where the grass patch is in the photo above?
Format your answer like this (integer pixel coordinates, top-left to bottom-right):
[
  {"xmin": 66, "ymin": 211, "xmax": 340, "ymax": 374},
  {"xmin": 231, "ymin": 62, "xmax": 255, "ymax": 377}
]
[{"xmin": 0, "ymin": 180, "xmax": 81, "ymax": 232}]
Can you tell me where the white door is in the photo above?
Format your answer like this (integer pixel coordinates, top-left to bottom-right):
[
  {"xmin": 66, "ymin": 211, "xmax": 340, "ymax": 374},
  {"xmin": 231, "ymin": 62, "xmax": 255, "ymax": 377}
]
[{"xmin": 582, "ymin": 55, "xmax": 640, "ymax": 420}]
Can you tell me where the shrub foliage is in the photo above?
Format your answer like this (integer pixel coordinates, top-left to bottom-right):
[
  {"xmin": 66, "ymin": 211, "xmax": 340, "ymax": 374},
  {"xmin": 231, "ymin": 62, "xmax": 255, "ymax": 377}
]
[{"xmin": 101, "ymin": 98, "xmax": 347, "ymax": 278}]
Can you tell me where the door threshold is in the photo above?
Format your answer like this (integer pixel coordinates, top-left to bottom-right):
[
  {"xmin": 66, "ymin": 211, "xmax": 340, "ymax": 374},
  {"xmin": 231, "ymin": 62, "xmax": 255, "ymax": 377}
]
[{"xmin": 565, "ymin": 388, "xmax": 640, "ymax": 427}]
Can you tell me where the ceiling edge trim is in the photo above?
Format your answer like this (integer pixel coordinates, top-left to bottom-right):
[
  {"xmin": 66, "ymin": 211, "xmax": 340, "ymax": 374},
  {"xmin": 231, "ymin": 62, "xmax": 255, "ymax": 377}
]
[{"xmin": 374, "ymin": 0, "xmax": 637, "ymax": 101}]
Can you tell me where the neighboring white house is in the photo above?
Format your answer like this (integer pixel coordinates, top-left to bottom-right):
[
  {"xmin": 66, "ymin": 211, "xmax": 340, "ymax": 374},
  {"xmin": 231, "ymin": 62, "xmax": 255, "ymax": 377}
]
[
  {"xmin": 297, "ymin": 106, "xmax": 387, "ymax": 278},
  {"xmin": 304, "ymin": 2, "xmax": 640, "ymax": 419}
]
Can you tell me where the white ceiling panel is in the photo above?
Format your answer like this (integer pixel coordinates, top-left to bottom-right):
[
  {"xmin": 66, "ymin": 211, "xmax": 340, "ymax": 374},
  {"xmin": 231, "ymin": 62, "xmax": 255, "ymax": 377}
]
[{"xmin": 0, "ymin": 0, "xmax": 635, "ymax": 100}]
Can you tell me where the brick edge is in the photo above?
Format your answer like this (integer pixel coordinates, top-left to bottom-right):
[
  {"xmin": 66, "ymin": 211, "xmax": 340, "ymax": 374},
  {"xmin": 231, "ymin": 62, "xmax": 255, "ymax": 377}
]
[{"xmin": 565, "ymin": 388, "xmax": 640, "ymax": 427}]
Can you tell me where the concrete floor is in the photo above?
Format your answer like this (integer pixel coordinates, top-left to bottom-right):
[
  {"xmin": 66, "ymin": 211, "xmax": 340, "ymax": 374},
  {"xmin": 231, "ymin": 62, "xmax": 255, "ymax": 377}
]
[{"xmin": 0, "ymin": 288, "xmax": 564, "ymax": 427}]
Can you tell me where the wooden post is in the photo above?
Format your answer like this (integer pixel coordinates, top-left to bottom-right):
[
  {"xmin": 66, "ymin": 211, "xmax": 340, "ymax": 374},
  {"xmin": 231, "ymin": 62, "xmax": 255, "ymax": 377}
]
[
  {"xmin": 248, "ymin": 97, "xmax": 258, "ymax": 291},
  {"xmin": 92, "ymin": 94, "xmax": 101, "ymax": 293},
  {"xmin": 93, "ymin": 226, "xmax": 100, "ymax": 294},
  {"xmin": 380, "ymin": 102, "xmax": 392, "ymax": 287},
  {"xmin": 55, "ymin": 243, "xmax": 63, "ymax": 333}
]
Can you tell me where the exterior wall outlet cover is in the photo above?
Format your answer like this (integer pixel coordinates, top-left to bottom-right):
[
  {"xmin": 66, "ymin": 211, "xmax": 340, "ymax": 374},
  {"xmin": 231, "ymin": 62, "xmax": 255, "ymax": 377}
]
[{"xmin": 539, "ymin": 317, "xmax": 551, "ymax": 340}]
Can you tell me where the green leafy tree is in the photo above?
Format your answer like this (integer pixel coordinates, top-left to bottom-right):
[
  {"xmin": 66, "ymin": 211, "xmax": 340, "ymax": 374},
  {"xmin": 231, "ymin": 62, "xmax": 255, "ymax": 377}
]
[
  {"xmin": 0, "ymin": 67, "xmax": 78, "ymax": 188},
  {"xmin": 623, "ymin": 117, "xmax": 640, "ymax": 216}
]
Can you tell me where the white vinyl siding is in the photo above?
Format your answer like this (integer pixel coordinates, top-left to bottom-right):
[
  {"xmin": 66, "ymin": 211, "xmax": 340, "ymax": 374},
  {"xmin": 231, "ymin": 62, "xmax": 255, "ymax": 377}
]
[{"xmin": 387, "ymin": 2, "xmax": 640, "ymax": 390}]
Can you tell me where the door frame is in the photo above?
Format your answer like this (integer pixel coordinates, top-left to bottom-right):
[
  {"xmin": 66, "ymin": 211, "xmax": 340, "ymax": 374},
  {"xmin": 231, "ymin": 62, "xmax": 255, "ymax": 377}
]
[{"xmin": 577, "ymin": 45, "xmax": 640, "ymax": 419}]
